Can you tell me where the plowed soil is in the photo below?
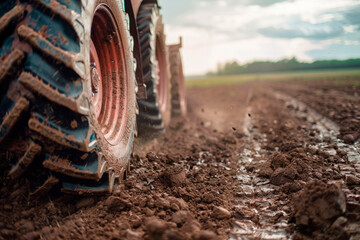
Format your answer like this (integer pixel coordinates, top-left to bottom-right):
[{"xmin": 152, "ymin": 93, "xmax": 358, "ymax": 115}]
[{"xmin": 1, "ymin": 79, "xmax": 360, "ymax": 240}]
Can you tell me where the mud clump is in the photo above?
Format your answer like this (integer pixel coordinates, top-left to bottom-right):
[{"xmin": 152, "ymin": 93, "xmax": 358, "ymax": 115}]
[
  {"xmin": 292, "ymin": 180, "xmax": 346, "ymax": 232},
  {"xmin": 162, "ymin": 166, "xmax": 187, "ymax": 187},
  {"xmin": 345, "ymin": 175, "xmax": 360, "ymax": 186},
  {"xmin": 168, "ymin": 196, "xmax": 189, "ymax": 211},
  {"xmin": 142, "ymin": 214, "xmax": 218, "ymax": 240},
  {"xmin": 171, "ymin": 211, "xmax": 192, "ymax": 227},
  {"xmin": 144, "ymin": 218, "xmax": 168, "ymax": 239},
  {"xmin": 192, "ymin": 230, "xmax": 220, "ymax": 240},
  {"xmin": 280, "ymin": 181, "xmax": 302, "ymax": 194},
  {"xmin": 104, "ymin": 196, "xmax": 132, "ymax": 211},
  {"xmin": 267, "ymin": 151, "xmax": 311, "ymax": 186},
  {"xmin": 270, "ymin": 166, "xmax": 298, "ymax": 186},
  {"xmin": 270, "ymin": 152, "xmax": 290, "ymax": 169},
  {"xmin": 212, "ymin": 206, "xmax": 231, "ymax": 220},
  {"xmin": 343, "ymin": 134, "xmax": 356, "ymax": 144},
  {"xmin": 257, "ymin": 162, "xmax": 273, "ymax": 178}
]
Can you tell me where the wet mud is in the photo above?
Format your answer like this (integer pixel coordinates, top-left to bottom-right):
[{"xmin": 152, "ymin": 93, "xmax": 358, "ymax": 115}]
[{"xmin": 1, "ymin": 79, "xmax": 360, "ymax": 239}]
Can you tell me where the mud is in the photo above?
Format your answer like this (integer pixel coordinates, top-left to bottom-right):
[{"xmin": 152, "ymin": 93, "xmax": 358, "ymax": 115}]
[
  {"xmin": 1, "ymin": 79, "xmax": 360, "ymax": 239},
  {"xmin": 273, "ymin": 80, "xmax": 360, "ymax": 144},
  {"xmin": 293, "ymin": 181, "xmax": 346, "ymax": 231}
]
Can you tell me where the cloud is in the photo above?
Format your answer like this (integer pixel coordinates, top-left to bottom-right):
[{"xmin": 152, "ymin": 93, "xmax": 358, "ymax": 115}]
[
  {"xmin": 257, "ymin": 2, "xmax": 360, "ymax": 40},
  {"xmin": 159, "ymin": 0, "xmax": 360, "ymax": 75},
  {"xmin": 259, "ymin": 17, "xmax": 345, "ymax": 40},
  {"xmin": 165, "ymin": 25, "xmax": 324, "ymax": 75},
  {"xmin": 189, "ymin": 0, "xmax": 294, "ymax": 8},
  {"xmin": 343, "ymin": 5, "xmax": 360, "ymax": 29},
  {"xmin": 247, "ymin": 0, "xmax": 293, "ymax": 7}
]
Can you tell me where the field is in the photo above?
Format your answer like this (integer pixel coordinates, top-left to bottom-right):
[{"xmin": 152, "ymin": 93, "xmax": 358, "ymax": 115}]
[
  {"xmin": 1, "ymin": 70, "xmax": 360, "ymax": 240},
  {"xmin": 186, "ymin": 69, "xmax": 360, "ymax": 88}
]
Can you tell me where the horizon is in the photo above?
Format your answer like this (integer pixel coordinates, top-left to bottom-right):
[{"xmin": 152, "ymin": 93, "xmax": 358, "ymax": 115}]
[
  {"xmin": 188, "ymin": 57, "xmax": 360, "ymax": 78},
  {"xmin": 213, "ymin": 55, "xmax": 360, "ymax": 65},
  {"xmin": 159, "ymin": 0, "xmax": 360, "ymax": 76}
]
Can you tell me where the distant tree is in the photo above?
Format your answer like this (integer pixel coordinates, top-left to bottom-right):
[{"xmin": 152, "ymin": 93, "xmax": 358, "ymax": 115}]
[{"xmin": 209, "ymin": 58, "xmax": 360, "ymax": 76}]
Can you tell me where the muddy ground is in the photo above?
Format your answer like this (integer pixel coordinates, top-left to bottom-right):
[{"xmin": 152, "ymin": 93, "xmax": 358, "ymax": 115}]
[{"xmin": 1, "ymin": 79, "xmax": 360, "ymax": 240}]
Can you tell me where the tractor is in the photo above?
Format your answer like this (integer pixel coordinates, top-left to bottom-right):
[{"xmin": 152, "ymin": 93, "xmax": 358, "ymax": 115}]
[{"xmin": 0, "ymin": 0, "xmax": 186, "ymax": 196}]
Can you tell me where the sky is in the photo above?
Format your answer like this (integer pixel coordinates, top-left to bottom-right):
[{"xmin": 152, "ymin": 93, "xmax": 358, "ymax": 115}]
[{"xmin": 159, "ymin": 0, "xmax": 360, "ymax": 76}]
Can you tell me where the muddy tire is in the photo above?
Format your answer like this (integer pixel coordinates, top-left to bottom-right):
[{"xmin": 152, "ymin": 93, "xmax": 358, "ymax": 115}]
[
  {"xmin": 169, "ymin": 46, "xmax": 187, "ymax": 117},
  {"xmin": 137, "ymin": 4, "xmax": 171, "ymax": 130},
  {"xmin": 0, "ymin": 0, "xmax": 136, "ymax": 196}
]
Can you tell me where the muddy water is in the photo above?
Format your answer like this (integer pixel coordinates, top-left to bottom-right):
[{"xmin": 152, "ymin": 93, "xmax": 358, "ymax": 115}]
[
  {"xmin": 273, "ymin": 91, "xmax": 360, "ymax": 165},
  {"xmin": 231, "ymin": 90, "xmax": 360, "ymax": 239},
  {"xmin": 230, "ymin": 108, "xmax": 293, "ymax": 240},
  {"xmin": 272, "ymin": 91, "xmax": 360, "ymax": 238}
]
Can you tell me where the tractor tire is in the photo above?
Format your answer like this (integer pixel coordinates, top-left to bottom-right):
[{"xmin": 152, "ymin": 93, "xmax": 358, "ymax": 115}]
[
  {"xmin": 137, "ymin": 3, "xmax": 171, "ymax": 130},
  {"xmin": 169, "ymin": 46, "xmax": 187, "ymax": 117},
  {"xmin": 0, "ymin": 0, "xmax": 136, "ymax": 196}
]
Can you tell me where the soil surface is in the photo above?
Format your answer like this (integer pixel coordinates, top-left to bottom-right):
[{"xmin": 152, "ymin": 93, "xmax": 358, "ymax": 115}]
[{"xmin": 1, "ymin": 79, "xmax": 360, "ymax": 240}]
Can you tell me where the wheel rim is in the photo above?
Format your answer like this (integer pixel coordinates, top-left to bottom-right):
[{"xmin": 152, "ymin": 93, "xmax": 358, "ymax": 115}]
[
  {"xmin": 155, "ymin": 37, "xmax": 168, "ymax": 113},
  {"xmin": 90, "ymin": 5, "xmax": 128, "ymax": 146}
]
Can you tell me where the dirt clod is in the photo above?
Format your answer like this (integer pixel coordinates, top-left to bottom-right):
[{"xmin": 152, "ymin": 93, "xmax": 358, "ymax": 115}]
[
  {"xmin": 280, "ymin": 182, "xmax": 302, "ymax": 193},
  {"xmin": 330, "ymin": 216, "xmax": 348, "ymax": 229},
  {"xmin": 270, "ymin": 152, "xmax": 290, "ymax": 169},
  {"xmin": 293, "ymin": 181, "xmax": 346, "ymax": 231},
  {"xmin": 345, "ymin": 175, "xmax": 360, "ymax": 186},
  {"xmin": 192, "ymin": 230, "xmax": 219, "ymax": 240},
  {"xmin": 172, "ymin": 211, "xmax": 191, "ymax": 227},
  {"xmin": 104, "ymin": 196, "xmax": 132, "ymax": 211},
  {"xmin": 162, "ymin": 166, "xmax": 187, "ymax": 186},
  {"xmin": 343, "ymin": 134, "xmax": 355, "ymax": 144},
  {"xmin": 126, "ymin": 229, "xmax": 142, "ymax": 240},
  {"xmin": 270, "ymin": 167, "xmax": 298, "ymax": 186},
  {"xmin": 212, "ymin": 206, "xmax": 231, "ymax": 219},
  {"xmin": 168, "ymin": 196, "xmax": 189, "ymax": 210},
  {"xmin": 144, "ymin": 218, "xmax": 167, "ymax": 239},
  {"xmin": 202, "ymin": 192, "xmax": 215, "ymax": 203}
]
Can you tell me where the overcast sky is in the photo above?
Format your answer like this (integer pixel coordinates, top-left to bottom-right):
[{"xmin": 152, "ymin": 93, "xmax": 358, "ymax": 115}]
[{"xmin": 159, "ymin": 0, "xmax": 360, "ymax": 76}]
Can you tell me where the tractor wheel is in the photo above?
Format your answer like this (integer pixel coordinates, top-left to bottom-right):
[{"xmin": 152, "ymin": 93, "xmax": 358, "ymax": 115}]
[
  {"xmin": 137, "ymin": 4, "xmax": 171, "ymax": 130},
  {"xmin": 169, "ymin": 46, "xmax": 187, "ymax": 117},
  {"xmin": 0, "ymin": 0, "xmax": 136, "ymax": 196}
]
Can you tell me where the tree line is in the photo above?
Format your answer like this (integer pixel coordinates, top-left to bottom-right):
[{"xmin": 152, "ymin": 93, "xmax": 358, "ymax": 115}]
[{"xmin": 207, "ymin": 58, "xmax": 360, "ymax": 76}]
